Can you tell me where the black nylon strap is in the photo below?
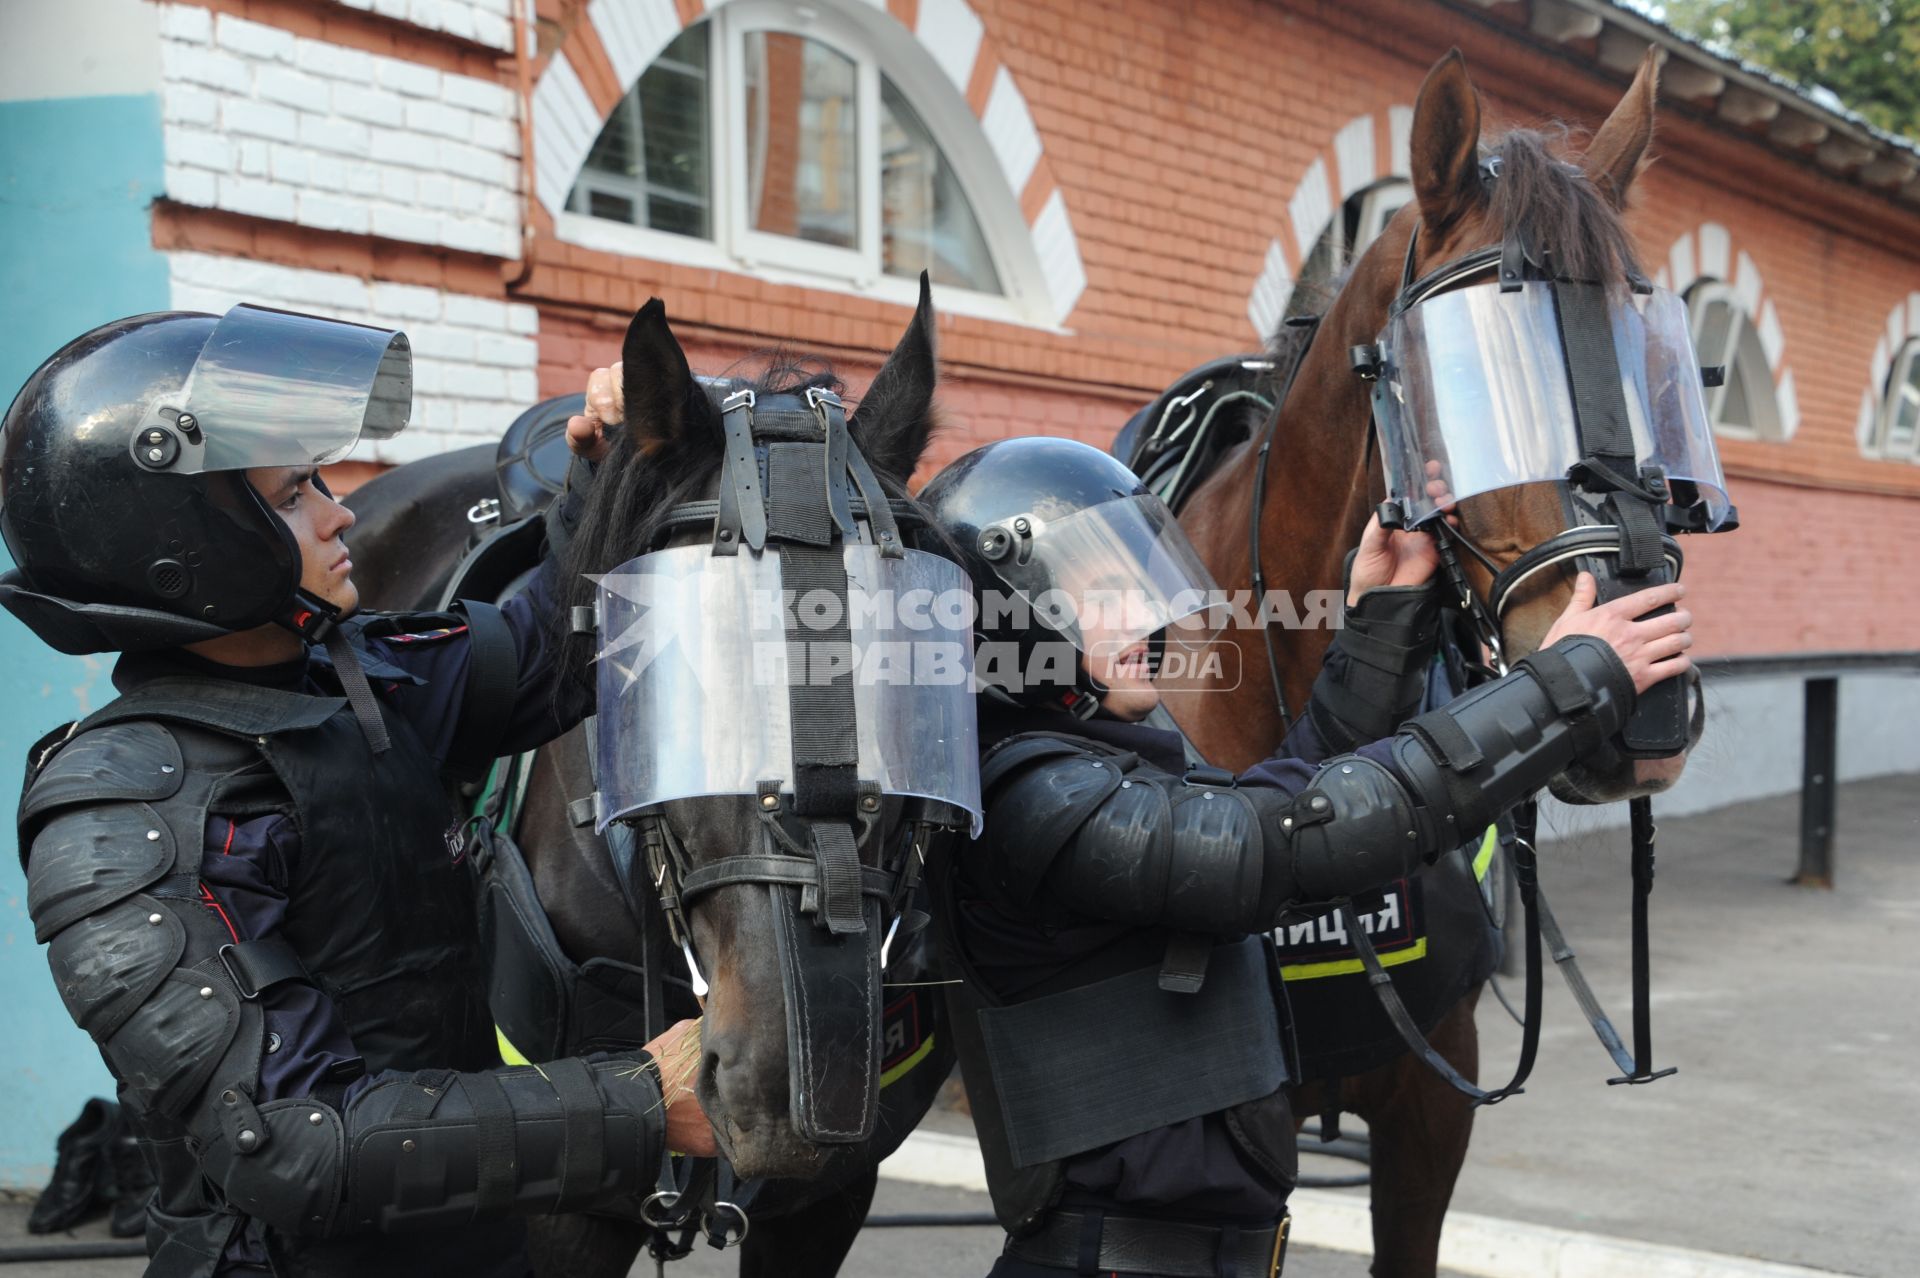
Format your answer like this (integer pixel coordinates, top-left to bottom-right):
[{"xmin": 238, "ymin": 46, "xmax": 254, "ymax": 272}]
[
  {"xmin": 808, "ymin": 821, "xmax": 867, "ymax": 936},
  {"xmin": 817, "ymin": 392, "xmax": 859, "ymax": 540},
  {"xmin": 677, "ymin": 854, "xmax": 895, "ymax": 902},
  {"xmin": 844, "ymin": 443, "xmax": 904, "ymax": 558},
  {"xmin": 1403, "ymin": 706, "xmax": 1485, "ymax": 771},
  {"xmin": 1610, "ymin": 796, "xmax": 1676, "ymax": 1085},
  {"xmin": 1157, "ymin": 931, "xmax": 1213, "ymax": 994},
  {"xmin": 766, "ymin": 443, "xmax": 834, "ymax": 546},
  {"xmin": 321, "ymin": 630, "xmax": 391, "ymax": 755},
  {"xmin": 217, "ymin": 936, "xmax": 311, "ymax": 1000},
  {"xmin": 1552, "ymin": 280, "xmax": 1638, "ymax": 473},
  {"xmin": 1609, "ymin": 492, "xmax": 1665, "ymax": 577},
  {"xmin": 542, "ymin": 1056, "xmax": 607, "ymax": 1212},
  {"xmin": 1514, "ymin": 646, "xmax": 1593, "ymax": 718},
  {"xmin": 450, "ymin": 600, "xmax": 518, "ymax": 773},
  {"xmin": 464, "ymin": 1069, "xmax": 518, "ymax": 1213},
  {"xmin": 714, "ymin": 394, "xmax": 766, "ymax": 554},
  {"xmin": 781, "ymin": 544, "xmax": 859, "ymax": 817}
]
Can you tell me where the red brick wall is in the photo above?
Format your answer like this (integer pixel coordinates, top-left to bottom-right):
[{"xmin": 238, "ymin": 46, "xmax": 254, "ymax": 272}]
[{"xmin": 525, "ymin": 0, "xmax": 1920, "ymax": 662}]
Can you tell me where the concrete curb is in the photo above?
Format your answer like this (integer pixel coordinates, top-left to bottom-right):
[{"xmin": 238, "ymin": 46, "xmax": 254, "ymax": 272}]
[{"xmin": 878, "ymin": 1132, "xmax": 1859, "ymax": 1278}]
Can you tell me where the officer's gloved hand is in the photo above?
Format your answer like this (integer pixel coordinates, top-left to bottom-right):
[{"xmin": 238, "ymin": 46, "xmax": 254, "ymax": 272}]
[{"xmin": 1308, "ymin": 529, "xmax": 1445, "ymax": 751}]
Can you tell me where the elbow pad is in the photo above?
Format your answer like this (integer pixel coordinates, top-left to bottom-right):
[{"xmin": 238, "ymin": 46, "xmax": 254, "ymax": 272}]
[
  {"xmin": 1282, "ymin": 754, "xmax": 1429, "ymax": 902},
  {"xmin": 199, "ymin": 1055, "xmax": 666, "ymax": 1237},
  {"xmin": 1391, "ymin": 635, "xmax": 1635, "ymax": 837}
]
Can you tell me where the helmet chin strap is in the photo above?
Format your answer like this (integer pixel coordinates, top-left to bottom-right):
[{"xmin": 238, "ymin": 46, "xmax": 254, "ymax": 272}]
[{"xmin": 276, "ymin": 588, "xmax": 392, "ymax": 754}]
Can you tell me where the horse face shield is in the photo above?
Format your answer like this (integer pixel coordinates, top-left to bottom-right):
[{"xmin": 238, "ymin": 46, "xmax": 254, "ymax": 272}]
[{"xmin": 1368, "ymin": 281, "xmax": 1731, "ymax": 533}]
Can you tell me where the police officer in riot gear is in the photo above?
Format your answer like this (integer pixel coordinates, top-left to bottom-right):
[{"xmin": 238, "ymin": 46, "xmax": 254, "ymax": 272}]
[
  {"xmin": 2, "ymin": 306, "xmax": 713, "ymax": 1278},
  {"xmin": 918, "ymin": 436, "xmax": 1692, "ymax": 1277}
]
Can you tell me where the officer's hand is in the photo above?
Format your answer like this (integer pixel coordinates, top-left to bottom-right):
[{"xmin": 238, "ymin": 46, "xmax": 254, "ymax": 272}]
[
  {"xmin": 1540, "ymin": 573, "xmax": 1693, "ymax": 695},
  {"xmin": 565, "ymin": 363, "xmax": 622, "ymax": 463},
  {"xmin": 642, "ymin": 1018, "xmax": 717, "ymax": 1158},
  {"xmin": 1347, "ymin": 512, "xmax": 1441, "ymax": 605}
]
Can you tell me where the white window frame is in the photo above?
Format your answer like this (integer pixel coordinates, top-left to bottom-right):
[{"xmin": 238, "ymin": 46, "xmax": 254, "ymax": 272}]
[
  {"xmin": 1290, "ymin": 178, "xmax": 1411, "ymax": 318},
  {"xmin": 1686, "ymin": 280, "xmax": 1783, "ymax": 442},
  {"xmin": 554, "ymin": 1, "xmax": 1051, "ymax": 329},
  {"xmin": 1872, "ymin": 336, "xmax": 1920, "ymax": 462}
]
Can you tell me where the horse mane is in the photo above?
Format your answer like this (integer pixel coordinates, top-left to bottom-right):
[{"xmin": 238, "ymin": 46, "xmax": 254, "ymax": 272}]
[{"xmin": 1483, "ymin": 125, "xmax": 1645, "ymax": 287}]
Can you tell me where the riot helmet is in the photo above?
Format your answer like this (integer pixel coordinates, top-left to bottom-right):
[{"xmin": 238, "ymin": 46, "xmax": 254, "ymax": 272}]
[
  {"xmin": 918, "ymin": 436, "xmax": 1220, "ymax": 716},
  {"xmin": 0, "ymin": 305, "xmax": 411, "ymax": 654}
]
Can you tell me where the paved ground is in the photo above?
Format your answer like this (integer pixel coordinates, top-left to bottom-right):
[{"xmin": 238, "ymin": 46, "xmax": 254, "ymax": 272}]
[
  {"xmin": 1450, "ymin": 774, "xmax": 1919, "ymax": 1277},
  {"xmin": 5, "ymin": 776, "xmax": 1911, "ymax": 1278}
]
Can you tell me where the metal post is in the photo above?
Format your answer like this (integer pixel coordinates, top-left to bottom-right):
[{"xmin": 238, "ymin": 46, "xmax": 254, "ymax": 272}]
[{"xmin": 1793, "ymin": 677, "xmax": 1838, "ymax": 888}]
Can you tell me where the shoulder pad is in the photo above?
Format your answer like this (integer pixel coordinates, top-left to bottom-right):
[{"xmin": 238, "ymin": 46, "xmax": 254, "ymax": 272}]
[
  {"xmin": 21, "ymin": 721, "xmax": 183, "ymax": 827},
  {"xmin": 104, "ymin": 967, "xmax": 241, "ymax": 1116},
  {"xmin": 28, "ymin": 801, "xmax": 180, "ymax": 942},
  {"xmin": 981, "ymin": 732, "xmax": 1104, "ymax": 792},
  {"xmin": 46, "ymin": 895, "xmax": 187, "ymax": 1043},
  {"xmin": 982, "ymin": 746, "xmax": 1126, "ymax": 868}
]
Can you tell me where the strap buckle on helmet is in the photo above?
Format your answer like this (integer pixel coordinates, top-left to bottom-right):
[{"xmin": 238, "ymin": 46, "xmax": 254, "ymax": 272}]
[{"xmin": 278, "ymin": 589, "xmax": 342, "ymax": 642}]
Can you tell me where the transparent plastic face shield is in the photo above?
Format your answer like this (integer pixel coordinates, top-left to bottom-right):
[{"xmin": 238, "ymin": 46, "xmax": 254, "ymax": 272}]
[
  {"xmin": 139, "ymin": 304, "xmax": 411, "ymax": 474},
  {"xmin": 593, "ymin": 543, "xmax": 983, "ymax": 835},
  {"xmin": 1371, "ymin": 283, "xmax": 1731, "ymax": 529},
  {"xmin": 986, "ymin": 494, "xmax": 1225, "ymax": 654}
]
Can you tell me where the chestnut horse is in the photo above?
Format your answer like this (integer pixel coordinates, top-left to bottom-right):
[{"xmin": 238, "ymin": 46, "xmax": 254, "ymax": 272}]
[{"xmin": 1159, "ymin": 50, "xmax": 1704, "ymax": 1277}]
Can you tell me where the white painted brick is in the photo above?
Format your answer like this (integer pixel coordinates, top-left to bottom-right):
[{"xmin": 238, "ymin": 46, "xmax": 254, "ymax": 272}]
[
  {"xmin": 473, "ymin": 333, "xmax": 535, "ymax": 368},
  {"xmin": 163, "ymin": 84, "xmax": 219, "ymax": 126},
  {"xmin": 296, "ymin": 42, "xmax": 374, "ymax": 85},
  {"xmin": 162, "ymin": 42, "xmax": 250, "ymax": 90},
  {"xmin": 333, "ymin": 84, "xmax": 406, "ymax": 126},
  {"xmin": 443, "ymin": 294, "xmax": 510, "ymax": 331},
  {"xmin": 159, "ymin": 5, "xmax": 213, "ymax": 44},
  {"xmin": 379, "ymin": 168, "xmax": 418, "ymax": 203},
  {"xmin": 236, "ymin": 137, "xmax": 270, "ymax": 176},
  {"xmin": 505, "ymin": 304, "xmax": 538, "ymax": 336},
  {"xmin": 507, "ymin": 369, "xmax": 539, "ymax": 402},
  {"xmin": 225, "ymin": 100, "xmax": 299, "ymax": 143},
  {"xmin": 259, "ymin": 70, "xmax": 331, "ymax": 115},
  {"xmin": 343, "ymin": 161, "xmax": 383, "ymax": 197},
  {"xmin": 440, "ymin": 74, "xmax": 514, "ymax": 118},
  {"xmin": 439, "ymin": 217, "xmax": 513, "ymax": 257},
  {"xmin": 218, "ymin": 176, "xmax": 296, "ymax": 221},
  {"xmin": 216, "ymin": 14, "xmax": 295, "ymax": 63},
  {"xmin": 469, "ymin": 113, "xmax": 518, "ymax": 155},
  {"xmin": 166, "ymin": 127, "xmax": 233, "ymax": 172},
  {"xmin": 298, "ymin": 113, "xmax": 372, "ymax": 155},
  {"xmin": 415, "ymin": 179, "xmax": 455, "ymax": 211},
  {"xmin": 434, "ymin": 3, "xmax": 477, "ymax": 44},
  {"xmin": 453, "ymin": 366, "xmax": 510, "ymax": 399},
  {"xmin": 404, "ymin": 99, "xmax": 471, "ymax": 142},
  {"xmin": 335, "ymin": 0, "xmax": 375, "ymax": 10},
  {"xmin": 309, "ymin": 152, "xmax": 350, "ymax": 191},
  {"xmin": 368, "ymin": 129, "xmax": 434, "ymax": 167},
  {"xmin": 412, "ymin": 326, "xmax": 476, "ymax": 361},
  {"xmin": 439, "ymin": 140, "xmax": 515, "ymax": 189},
  {"xmin": 470, "ymin": 10, "xmax": 512, "ymax": 51},
  {"xmin": 410, "ymin": 361, "xmax": 446, "ymax": 396},
  {"xmin": 269, "ymin": 143, "xmax": 311, "ymax": 185},
  {"xmin": 300, "ymin": 192, "xmax": 372, "ymax": 234},
  {"xmin": 165, "ymin": 165, "xmax": 219, "ymax": 207},
  {"xmin": 408, "ymin": 0, "xmax": 449, "ymax": 31},
  {"xmin": 376, "ymin": 57, "xmax": 441, "ymax": 99},
  {"xmin": 372, "ymin": 206, "xmax": 443, "ymax": 243},
  {"xmin": 370, "ymin": 281, "xmax": 444, "ymax": 320},
  {"xmin": 456, "ymin": 399, "xmax": 511, "ymax": 435}
]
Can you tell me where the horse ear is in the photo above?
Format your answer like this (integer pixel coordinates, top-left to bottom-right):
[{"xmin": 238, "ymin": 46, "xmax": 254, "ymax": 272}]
[
  {"xmin": 1583, "ymin": 47, "xmax": 1659, "ymax": 207},
  {"xmin": 620, "ymin": 298, "xmax": 712, "ymax": 452},
  {"xmin": 850, "ymin": 272, "xmax": 940, "ymax": 481},
  {"xmin": 1409, "ymin": 49, "xmax": 1484, "ymax": 239}
]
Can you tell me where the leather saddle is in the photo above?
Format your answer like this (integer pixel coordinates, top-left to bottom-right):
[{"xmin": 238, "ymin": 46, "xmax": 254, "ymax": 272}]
[{"xmin": 1113, "ymin": 355, "xmax": 1277, "ymax": 513}]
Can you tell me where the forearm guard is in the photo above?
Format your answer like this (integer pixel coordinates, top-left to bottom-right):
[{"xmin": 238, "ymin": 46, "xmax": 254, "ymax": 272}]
[
  {"xmin": 197, "ymin": 1054, "xmax": 665, "ymax": 1237},
  {"xmin": 1307, "ymin": 569, "xmax": 1441, "ymax": 753},
  {"xmin": 1285, "ymin": 636, "xmax": 1635, "ymax": 899}
]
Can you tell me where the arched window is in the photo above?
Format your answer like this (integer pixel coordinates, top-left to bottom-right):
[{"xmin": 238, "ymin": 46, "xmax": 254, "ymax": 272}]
[
  {"xmin": 1686, "ymin": 280, "xmax": 1784, "ymax": 441},
  {"xmin": 1871, "ymin": 337, "xmax": 1920, "ymax": 461},
  {"xmin": 564, "ymin": 5, "xmax": 1003, "ymax": 302},
  {"xmin": 1287, "ymin": 178, "xmax": 1411, "ymax": 320}
]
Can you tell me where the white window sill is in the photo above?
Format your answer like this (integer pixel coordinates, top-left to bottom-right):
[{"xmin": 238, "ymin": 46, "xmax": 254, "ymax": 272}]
[{"xmin": 554, "ymin": 211, "xmax": 1066, "ymax": 335}]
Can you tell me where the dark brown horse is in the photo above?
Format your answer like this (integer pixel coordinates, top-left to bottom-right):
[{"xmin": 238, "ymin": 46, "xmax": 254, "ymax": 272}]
[
  {"xmin": 344, "ymin": 290, "xmax": 955, "ymax": 1277},
  {"xmin": 1159, "ymin": 50, "xmax": 1703, "ymax": 1277}
]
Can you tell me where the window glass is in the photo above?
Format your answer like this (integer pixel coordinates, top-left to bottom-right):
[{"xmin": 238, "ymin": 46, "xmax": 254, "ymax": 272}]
[
  {"xmin": 880, "ymin": 78, "xmax": 999, "ymax": 293},
  {"xmin": 1686, "ymin": 282, "xmax": 1780, "ymax": 440},
  {"xmin": 1288, "ymin": 179, "xmax": 1411, "ymax": 321},
  {"xmin": 569, "ymin": 24, "xmax": 711, "ymax": 239},
  {"xmin": 743, "ymin": 31, "xmax": 858, "ymax": 250},
  {"xmin": 1886, "ymin": 341, "xmax": 1920, "ymax": 457}
]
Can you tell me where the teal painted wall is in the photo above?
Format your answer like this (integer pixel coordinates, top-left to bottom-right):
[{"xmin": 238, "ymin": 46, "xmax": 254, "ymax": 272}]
[{"xmin": 0, "ymin": 91, "xmax": 170, "ymax": 1185}]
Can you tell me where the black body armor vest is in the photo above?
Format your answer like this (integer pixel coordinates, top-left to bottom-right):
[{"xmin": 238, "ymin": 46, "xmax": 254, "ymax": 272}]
[{"xmin": 25, "ymin": 674, "xmax": 518, "ymax": 1278}]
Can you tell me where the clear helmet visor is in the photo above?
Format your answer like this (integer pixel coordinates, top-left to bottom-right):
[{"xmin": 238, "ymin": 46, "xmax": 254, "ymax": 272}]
[
  {"xmin": 1372, "ymin": 283, "xmax": 1731, "ymax": 529},
  {"xmin": 138, "ymin": 304, "xmax": 411, "ymax": 474},
  {"xmin": 987, "ymin": 493, "xmax": 1225, "ymax": 657},
  {"xmin": 592, "ymin": 543, "xmax": 983, "ymax": 835}
]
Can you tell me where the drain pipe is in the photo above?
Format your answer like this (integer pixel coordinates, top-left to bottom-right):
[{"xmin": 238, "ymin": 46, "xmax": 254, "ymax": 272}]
[{"xmin": 503, "ymin": 0, "xmax": 538, "ymax": 292}]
